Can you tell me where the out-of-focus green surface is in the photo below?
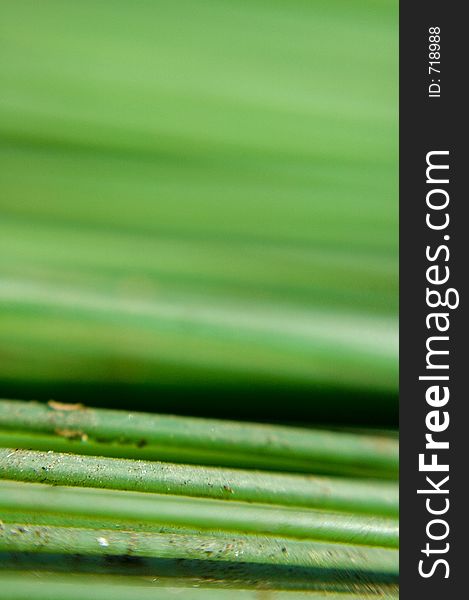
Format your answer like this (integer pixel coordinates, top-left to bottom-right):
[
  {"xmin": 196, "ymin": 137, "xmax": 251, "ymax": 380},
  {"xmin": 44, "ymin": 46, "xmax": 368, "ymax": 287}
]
[{"xmin": 0, "ymin": 0, "xmax": 398, "ymax": 424}]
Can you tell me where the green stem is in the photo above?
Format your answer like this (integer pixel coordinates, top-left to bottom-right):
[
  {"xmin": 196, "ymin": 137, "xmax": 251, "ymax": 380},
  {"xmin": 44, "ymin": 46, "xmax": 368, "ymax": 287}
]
[
  {"xmin": 0, "ymin": 522, "xmax": 398, "ymax": 574},
  {"xmin": 0, "ymin": 447, "xmax": 398, "ymax": 516},
  {"xmin": 0, "ymin": 480, "xmax": 399, "ymax": 547},
  {"xmin": 0, "ymin": 429, "xmax": 371, "ymax": 476},
  {"xmin": 0, "ymin": 400, "xmax": 398, "ymax": 477},
  {"xmin": 0, "ymin": 573, "xmax": 400, "ymax": 600}
]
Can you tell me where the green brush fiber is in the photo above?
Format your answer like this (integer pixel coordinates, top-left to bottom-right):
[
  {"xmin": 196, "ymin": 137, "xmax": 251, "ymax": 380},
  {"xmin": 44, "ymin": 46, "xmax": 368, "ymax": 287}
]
[
  {"xmin": 0, "ymin": 448, "xmax": 398, "ymax": 515},
  {"xmin": 0, "ymin": 480, "xmax": 398, "ymax": 547},
  {"xmin": 0, "ymin": 522, "xmax": 399, "ymax": 572},
  {"xmin": 0, "ymin": 573, "xmax": 399, "ymax": 600}
]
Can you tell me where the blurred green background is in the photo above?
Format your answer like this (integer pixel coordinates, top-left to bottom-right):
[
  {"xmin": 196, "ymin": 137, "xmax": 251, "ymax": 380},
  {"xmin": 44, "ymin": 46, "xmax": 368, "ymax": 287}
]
[{"xmin": 0, "ymin": 0, "xmax": 398, "ymax": 425}]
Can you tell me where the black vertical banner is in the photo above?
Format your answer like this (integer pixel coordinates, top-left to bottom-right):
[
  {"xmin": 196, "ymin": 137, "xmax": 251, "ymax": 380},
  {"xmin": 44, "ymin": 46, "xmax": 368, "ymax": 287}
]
[{"xmin": 400, "ymin": 1, "xmax": 466, "ymax": 596}]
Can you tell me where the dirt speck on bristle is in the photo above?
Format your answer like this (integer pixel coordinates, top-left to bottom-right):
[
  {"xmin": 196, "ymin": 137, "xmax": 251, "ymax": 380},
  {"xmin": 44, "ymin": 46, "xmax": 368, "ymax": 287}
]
[
  {"xmin": 55, "ymin": 428, "xmax": 88, "ymax": 441},
  {"xmin": 48, "ymin": 400, "xmax": 85, "ymax": 411}
]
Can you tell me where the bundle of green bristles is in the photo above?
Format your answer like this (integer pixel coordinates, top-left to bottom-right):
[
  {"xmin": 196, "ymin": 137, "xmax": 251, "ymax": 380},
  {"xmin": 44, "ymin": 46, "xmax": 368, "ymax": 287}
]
[{"xmin": 0, "ymin": 399, "xmax": 398, "ymax": 598}]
